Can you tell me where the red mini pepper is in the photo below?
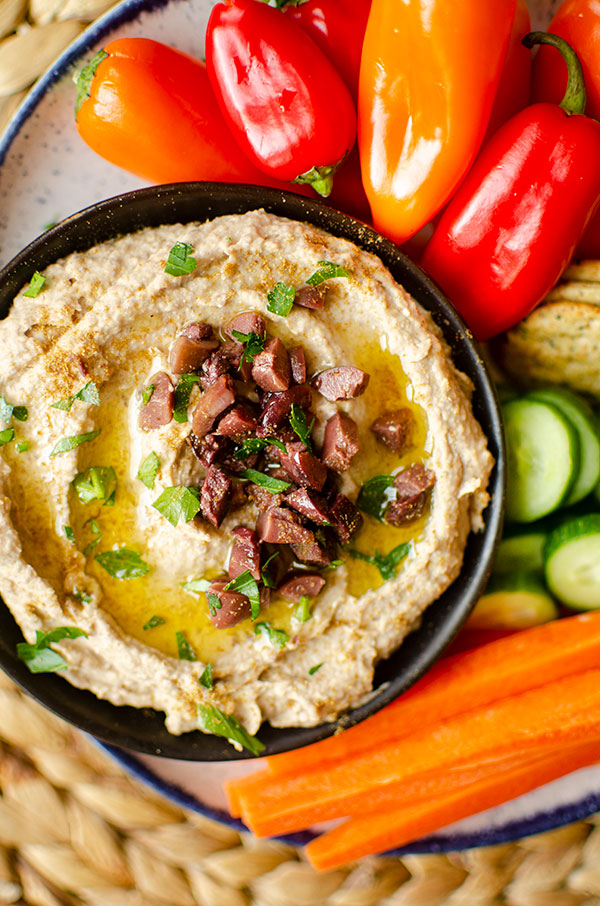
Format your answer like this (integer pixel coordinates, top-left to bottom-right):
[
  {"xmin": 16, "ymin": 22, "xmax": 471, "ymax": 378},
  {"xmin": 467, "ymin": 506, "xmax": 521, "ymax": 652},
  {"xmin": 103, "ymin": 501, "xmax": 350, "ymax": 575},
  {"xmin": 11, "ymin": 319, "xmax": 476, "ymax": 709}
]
[
  {"xmin": 282, "ymin": 0, "xmax": 371, "ymax": 99},
  {"xmin": 421, "ymin": 33, "xmax": 600, "ymax": 342},
  {"xmin": 205, "ymin": 0, "xmax": 356, "ymax": 197}
]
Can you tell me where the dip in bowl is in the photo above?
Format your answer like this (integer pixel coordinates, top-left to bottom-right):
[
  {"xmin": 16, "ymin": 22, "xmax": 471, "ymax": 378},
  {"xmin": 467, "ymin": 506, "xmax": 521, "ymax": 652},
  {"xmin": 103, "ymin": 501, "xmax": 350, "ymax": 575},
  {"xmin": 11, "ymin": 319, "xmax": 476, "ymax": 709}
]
[{"xmin": 0, "ymin": 183, "xmax": 504, "ymax": 759}]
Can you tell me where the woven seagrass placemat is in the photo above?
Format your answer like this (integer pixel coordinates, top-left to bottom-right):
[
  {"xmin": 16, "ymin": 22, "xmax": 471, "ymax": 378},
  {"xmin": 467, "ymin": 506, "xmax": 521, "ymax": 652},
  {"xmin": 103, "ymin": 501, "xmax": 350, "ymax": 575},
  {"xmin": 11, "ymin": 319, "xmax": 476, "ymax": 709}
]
[{"xmin": 2, "ymin": 0, "xmax": 599, "ymax": 902}]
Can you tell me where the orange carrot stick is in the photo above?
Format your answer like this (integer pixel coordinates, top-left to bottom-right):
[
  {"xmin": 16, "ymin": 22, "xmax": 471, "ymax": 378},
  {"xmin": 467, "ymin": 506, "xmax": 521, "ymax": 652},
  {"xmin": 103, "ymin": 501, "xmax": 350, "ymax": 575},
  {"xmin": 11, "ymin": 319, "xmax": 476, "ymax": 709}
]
[
  {"xmin": 237, "ymin": 668, "xmax": 600, "ymax": 834},
  {"xmin": 305, "ymin": 739, "xmax": 600, "ymax": 871},
  {"xmin": 245, "ymin": 738, "xmax": 581, "ymax": 838},
  {"xmin": 226, "ymin": 769, "xmax": 271, "ymax": 819},
  {"xmin": 264, "ymin": 613, "xmax": 600, "ymax": 779}
]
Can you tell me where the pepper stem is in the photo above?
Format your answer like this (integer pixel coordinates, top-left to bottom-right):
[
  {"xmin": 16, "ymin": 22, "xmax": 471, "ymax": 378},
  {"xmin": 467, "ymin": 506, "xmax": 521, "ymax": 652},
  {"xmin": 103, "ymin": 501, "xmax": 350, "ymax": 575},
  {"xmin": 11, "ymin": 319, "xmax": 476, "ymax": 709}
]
[
  {"xmin": 522, "ymin": 31, "xmax": 586, "ymax": 116},
  {"xmin": 294, "ymin": 165, "xmax": 337, "ymax": 198},
  {"xmin": 74, "ymin": 49, "xmax": 108, "ymax": 118}
]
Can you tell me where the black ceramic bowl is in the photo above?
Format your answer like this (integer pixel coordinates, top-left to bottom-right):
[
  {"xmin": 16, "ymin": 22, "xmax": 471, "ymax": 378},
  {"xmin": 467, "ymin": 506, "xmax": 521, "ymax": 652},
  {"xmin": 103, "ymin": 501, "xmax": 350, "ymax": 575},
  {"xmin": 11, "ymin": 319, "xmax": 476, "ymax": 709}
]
[{"xmin": 0, "ymin": 182, "xmax": 505, "ymax": 760}]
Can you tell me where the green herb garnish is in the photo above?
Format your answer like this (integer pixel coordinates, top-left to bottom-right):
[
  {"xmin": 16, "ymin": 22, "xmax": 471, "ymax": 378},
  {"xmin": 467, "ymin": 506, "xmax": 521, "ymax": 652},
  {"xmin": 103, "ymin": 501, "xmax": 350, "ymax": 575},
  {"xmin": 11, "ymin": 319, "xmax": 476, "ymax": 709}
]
[
  {"xmin": 63, "ymin": 525, "xmax": 75, "ymax": 544},
  {"xmin": 73, "ymin": 589, "xmax": 92, "ymax": 604},
  {"xmin": 83, "ymin": 519, "xmax": 102, "ymax": 556},
  {"xmin": 153, "ymin": 486, "xmax": 201, "ymax": 527},
  {"xmin": 164, "ymin": 242, "xmax": 197, "ymax": 277},
  {"xmin": 295, "ymin": 595, "xmax": 312, "ymax": 623},
  {"xmin": 199, "ymin": 663, "xmax": 214, "ymax": 689},
  {"xmin": 306, "ymin": 260, "xmax": 351, "ymax": 286},
  {"xmin": 241, "ymin": 468, "xmax": 291, "ymax": 493},
  {"xmin": 173, "ymin": 374, "xmax": 203, "ymax": 423},
  {"xmin": 95, "ymin": 548, "xmax": 151, "ymax": 579},
  {"xmin": 52, "ymin": 381, "xmax": 100, "ymax": 412},
  {"xmin": 143, "ymin": 615, "xmax": 165, "ymax": 630},
  {"xmin": 197, "ymin": 703, "xmax": 265, "ymax": 755},
  {"xmin": 23, "ymin": 271, "xmax": 46, "ymax": 298},
  {"xmin": 309, "ymin": 663, "xmax": 324, "ymax": 675},
  {"xmin": 349, "ymin": 543, "xmax": 410, "ymax": 581},
  {"xmin": 261, "ymin": 552, "xmax": 278, "ymax": 589},
  {"xmin": 0, "ymin": 398, "xmax": 12, "ymax": 422},
  {"xmin": 224, "ymin": 570, "xmax": 261, "ymax": 620},
  {"xmin": 12, "ymin": 407, "xmax": 27, "ymax": 422},
  {"xmin": 255, "ymin": 621, "xmax": 288, "ymax": 649},
  {"xmin": 16, "ymin": 441, "xmax": 30, "ymax": 453},
  {"xmin": 50, "ymin": 428, "xmax": 101, "ymax": 457},
  {"xmin": 289, "ymin": 403, "xmax": 315, "ymax": 451},
  {"xmin": 181, "ymin": 578, "xmax": 211, "ymax": 595},
  {"xmin": 234, "ymin": 436, "xmax": 286, "ymax": 459},
  {"xmin": 141, "ymin": 384, "xmax": 155, "ymax": 407},
  {"xmin": 0, "ymin": 428, "xmax": 14, "ymax": 446},
  {"xmin": 207, "ymin": 591, "xmax": 222, "ymax": 617},
  {"xmin": 356, "ymin": 474, "xmax": 396, "ymax": 522},
  {"xmin": 176, "ymin": 631, "xmax": 197, "ymax": 661},
  {"xmin": 72, "ymin": 466, "xmax": 117, "ymax": 505},
  {"xmin": 267, "ymin": 282, "xmax": 295, "ymax": 317},
  {"xmin": 17, "ymin": 626, "xmax": 88, "ymax": 673},
  {"xmin": 137, "ymin": 452, "xmax": 160, "ymax": 489},
  {"xmin": 230, "ymin": 329, "xmax": 265, "ymax": 367}
]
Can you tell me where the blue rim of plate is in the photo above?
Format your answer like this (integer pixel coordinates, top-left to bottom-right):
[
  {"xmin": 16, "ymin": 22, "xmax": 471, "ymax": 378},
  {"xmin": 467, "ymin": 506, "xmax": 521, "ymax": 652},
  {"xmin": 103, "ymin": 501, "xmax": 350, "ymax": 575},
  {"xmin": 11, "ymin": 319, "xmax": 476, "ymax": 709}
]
[
  {"xmin": 100, "ymin": 742, "xmax": 600, "ymax": 854},
  {"xmin": 1, "ymin": 0, "xmax": 599, "ymax": 851}
]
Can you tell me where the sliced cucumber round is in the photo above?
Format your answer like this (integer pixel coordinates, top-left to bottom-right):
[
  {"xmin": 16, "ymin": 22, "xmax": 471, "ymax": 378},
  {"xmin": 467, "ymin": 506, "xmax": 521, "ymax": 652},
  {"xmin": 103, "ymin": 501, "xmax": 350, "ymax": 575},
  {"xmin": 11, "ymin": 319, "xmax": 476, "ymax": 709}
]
[
  {"xmin": 526, "ymin": 388, "xmax": 600, "ymax": 505},
  {"xmin": 503, "ymin": 398, "xmax": 580, "ymax": 523},
  {"xmin": 493, "ymin": 532, "xmax": 548, "ymax": 575},
  {"xmin": 469, "ymin": 571, "xmax": 557, "ymax": 630},
  {"xmin": 544, "ymin": 514, "xmax": 600, "ymax": 610}
]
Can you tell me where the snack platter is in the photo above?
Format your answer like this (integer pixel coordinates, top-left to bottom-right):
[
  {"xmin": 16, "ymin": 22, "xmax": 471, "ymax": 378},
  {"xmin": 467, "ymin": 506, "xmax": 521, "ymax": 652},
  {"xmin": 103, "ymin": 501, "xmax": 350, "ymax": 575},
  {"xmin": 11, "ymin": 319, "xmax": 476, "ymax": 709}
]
[{"xmin": 3, "ymin": 0, "xmax": 600, "ymax": 865}]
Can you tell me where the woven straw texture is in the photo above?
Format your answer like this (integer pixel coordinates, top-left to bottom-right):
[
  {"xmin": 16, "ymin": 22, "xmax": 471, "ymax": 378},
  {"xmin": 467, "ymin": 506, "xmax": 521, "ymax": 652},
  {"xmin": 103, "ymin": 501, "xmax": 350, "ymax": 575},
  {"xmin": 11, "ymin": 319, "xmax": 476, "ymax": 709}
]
[{"xmin": 1, "ymin": 0, "xmax": 600, "ymax": 902}]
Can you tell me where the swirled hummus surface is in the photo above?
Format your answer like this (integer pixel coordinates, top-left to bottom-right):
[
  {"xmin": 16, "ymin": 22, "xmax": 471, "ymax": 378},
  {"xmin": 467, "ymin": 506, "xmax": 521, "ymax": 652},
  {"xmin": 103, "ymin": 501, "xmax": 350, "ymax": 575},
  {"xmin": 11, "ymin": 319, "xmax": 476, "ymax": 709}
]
[{"xmin": 0, "ymin": 211, "xmax": 493, "ymax": 736}]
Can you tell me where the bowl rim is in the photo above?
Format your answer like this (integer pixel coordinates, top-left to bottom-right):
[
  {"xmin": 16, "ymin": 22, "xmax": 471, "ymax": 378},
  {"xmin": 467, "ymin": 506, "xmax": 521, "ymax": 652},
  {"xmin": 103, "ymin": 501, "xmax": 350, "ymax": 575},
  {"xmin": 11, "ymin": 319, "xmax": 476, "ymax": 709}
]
[{"xmin": 0, "ymin": 181, "xmax": 505, "ymax": 760}]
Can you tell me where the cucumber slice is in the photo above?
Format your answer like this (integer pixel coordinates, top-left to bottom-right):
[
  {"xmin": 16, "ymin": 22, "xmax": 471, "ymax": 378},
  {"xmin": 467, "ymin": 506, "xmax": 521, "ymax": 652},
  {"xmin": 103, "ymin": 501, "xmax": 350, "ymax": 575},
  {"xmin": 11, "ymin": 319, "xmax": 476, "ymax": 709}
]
[
  {"xmin": 469, "ymin": 571, "xmax": 558, "ymax": 630},
  {"xmin": 544, "ymin": 514, "xmax": 600, "ymax": 610},
  {"xmin": 526, "ymin": 388, "xmax": 600, "ymax": 505},
  {"xmin": 503, "ymin": 398, "xmax": 580, "ymax": 523},
  {"xmin": 493, "ymin": 533, "xmax": 548, "ymax": 575}
]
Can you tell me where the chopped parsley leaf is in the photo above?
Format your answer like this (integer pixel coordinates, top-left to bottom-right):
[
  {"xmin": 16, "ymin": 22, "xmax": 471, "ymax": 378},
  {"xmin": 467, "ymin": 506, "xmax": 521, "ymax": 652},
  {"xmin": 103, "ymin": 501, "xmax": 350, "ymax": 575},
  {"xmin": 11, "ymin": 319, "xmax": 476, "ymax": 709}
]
[
  {"xmin": 224, "ymin": 570, "xmax": 261, "ymax": 620},
  {"xmin": 137, "ymin": 452, "xmax": 160, "ymax": 490},
  {"xmin": 50, "ymin": 428, "xmax": 101, "ymax": 457},
  {"xmin": 289, "ymin": 403, "xmax": 315, "ymax": 451},
  {"xmin": 73, "ymin": 589, "xmax": 92, "ymax": 604},
  {"xmin": 23, "ymin": 271, "xmax": 46, "ymax": 298},
  {"xmin": 83, "ymin": 519, "xmax": 102, "ymax": 556},
  {"xmin": 63, "ymin": 525, "xmax": 75, "ymax": 544},
  {"xmin": 261, "ymin": 552, "xmax": 279, "ymax": 589},
  {"xmin": 197, "ymin": 703, "xmax": 265, "ymax": 755},
  {"xmin": 72, "ymin": 466, "xmax": 117, "ymax": 505},
  {"xmin": 309, "ymin": 663, "xmax": 324, "ymax": 675},
  {"xmin": 16, "ymin": 441, "xmax": 30, "ymax": 453},
  {"xmin": 17, "ymin": 626, "xmax": 88, "ymax": 673},
  {"xmin": 306, "ymin": 260, "xmax": 351, "ymax": 286},
  {"xmin": 12, "ymin": 406, "xmax": 27, "ymax": 422},
  {"xmin": 241, "ymin": 468, "xmax": 291, "ymax": 493},
  {"xmin": 207, "ymin": 591, "xmax": 222, "ymax": 617},
  {"xmin": 143, "ymin": 615, "xmax": 165, "ymax": 630},
  {"xmin": 153, "ymin": 486, "xmax": 201, "ymax": 527},
  {"xmin": 95, "ymin": 548, "xmax": 151, "ymax": 579},
  {"xmin": 181, "ymin": 578, "xmax": 211, "ymax": 595},
  {"xmin": 255, "ymin": 621, "xmax": 289, "ymax": 649},
  {"xmin": 176, "ymin": 631, "xmax": 197, "ymax": 661},
  {"xmin": 52, "ymin": 381, "xmax": 100, "ymax": 412},
  {"xmin": 349, "ymin": 543, "xmax": 410, "ymax": 581},
  {"xmin": 230, "ymin": 329, "xmax": 265, "ymax": 367},
  {"xmin": 141, "ymin": 384, "xmax": 155, "ymax": 407},
  {"xmin": 294, "ymin": 596, "xmax": 312, "ymax": 623},
  {"xmin": 164, "ymin": 242, "xmax": 197, "ymax": 277},
  {"xmin": 199, "ymin": 663, "xmax": 214, "ymax": 689},
  {"xmin": 356, "ymin": 474, "xmax": 396, "ymax": 522},
  {"xmin": 234, "ymin": 436, "xmax": 285, "ymax": 459},
  {"xmin": 173, "ymin": 374, "xmax": 203, "ymax": 423},
  {"xmin": 0, "ymin": 428, "xmax": 14, "ymax": 446},
  {"xmin": 267, "ymin": 282, "xmax": 295, "ymax": 317}
]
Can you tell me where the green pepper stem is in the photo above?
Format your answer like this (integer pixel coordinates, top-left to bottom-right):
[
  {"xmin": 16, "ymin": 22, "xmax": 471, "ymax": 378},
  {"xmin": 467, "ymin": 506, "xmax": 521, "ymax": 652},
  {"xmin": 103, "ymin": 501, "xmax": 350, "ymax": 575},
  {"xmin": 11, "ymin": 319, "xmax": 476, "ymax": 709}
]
[
  {"xmin": 74, "ymin": 49, "xmax": 108, "ymax": 118},
  {"xmin": 294, "ymin": 164, "xmax": 337, "ymax": 197},
  {"xmin": 522, "ymin": 31, "xmax": 586, "ymax": 116}
]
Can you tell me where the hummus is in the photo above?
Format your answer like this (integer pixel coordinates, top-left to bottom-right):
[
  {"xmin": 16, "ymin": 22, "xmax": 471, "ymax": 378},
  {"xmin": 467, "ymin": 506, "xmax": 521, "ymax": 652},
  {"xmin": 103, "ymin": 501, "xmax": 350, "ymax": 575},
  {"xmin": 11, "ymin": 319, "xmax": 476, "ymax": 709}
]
[{"xmin": 0, "ymin": 210, "xmax": 493, "ymax": 738}]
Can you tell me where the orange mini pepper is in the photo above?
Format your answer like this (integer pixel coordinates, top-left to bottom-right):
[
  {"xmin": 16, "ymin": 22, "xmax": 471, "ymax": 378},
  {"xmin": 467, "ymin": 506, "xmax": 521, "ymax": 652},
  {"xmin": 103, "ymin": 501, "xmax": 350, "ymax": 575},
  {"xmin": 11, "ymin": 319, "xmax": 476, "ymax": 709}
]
[{"xmin": 358, "ymin": 0, "xmax": 518, "ymax": 245}]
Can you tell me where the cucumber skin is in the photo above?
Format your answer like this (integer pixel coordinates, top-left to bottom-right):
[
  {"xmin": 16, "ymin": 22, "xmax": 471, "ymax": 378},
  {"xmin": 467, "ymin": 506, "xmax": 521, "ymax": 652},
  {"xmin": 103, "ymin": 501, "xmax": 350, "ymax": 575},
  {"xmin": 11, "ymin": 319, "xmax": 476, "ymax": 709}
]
[
  {"xmin": 503, "ymin": 398, "xmax": 580, "ymax": 523},
  {"xmin": 493, "ymin": 533, "xmax": 547, "ymax": 576},
  {"xmin": 526, "ymin": 388, "xmax": 600, "ymax": 506},
  {"xmin": 544, "ymin": 513, "xmax": 600, "ymax": 610}
]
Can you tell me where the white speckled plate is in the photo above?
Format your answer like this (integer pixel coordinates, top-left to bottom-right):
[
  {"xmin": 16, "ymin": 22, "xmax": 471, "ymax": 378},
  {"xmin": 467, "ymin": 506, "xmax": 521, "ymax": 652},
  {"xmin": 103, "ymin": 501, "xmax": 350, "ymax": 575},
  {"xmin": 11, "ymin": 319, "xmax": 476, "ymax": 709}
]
[{"xmin": 1, "ymin": 0, "xmax": 591, "ymax": 857}]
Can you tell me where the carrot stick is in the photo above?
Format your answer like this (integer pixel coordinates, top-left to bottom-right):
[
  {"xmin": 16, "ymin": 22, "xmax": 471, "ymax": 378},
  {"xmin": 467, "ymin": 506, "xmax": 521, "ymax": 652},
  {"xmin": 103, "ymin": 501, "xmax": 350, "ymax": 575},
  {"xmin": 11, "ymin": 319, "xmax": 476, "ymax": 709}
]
[
  {"xmin": 245, "ymin": 737, "xmax": 580, "ymax": 838},
  {"xmin": 237, "ymin": 668, "xmax": 600, "ymax": 834},
  {"xmin": 265, "ymin": 613, "xmax": 600, "ymax": 779},
  {"xmin": 305, "ymin": 739, "xmax": 600, "ymax": 871},
  {"xmin": 226, "ymin": 769, "xmax": 271, "ymax": 819}
]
